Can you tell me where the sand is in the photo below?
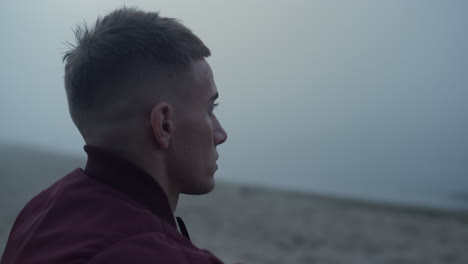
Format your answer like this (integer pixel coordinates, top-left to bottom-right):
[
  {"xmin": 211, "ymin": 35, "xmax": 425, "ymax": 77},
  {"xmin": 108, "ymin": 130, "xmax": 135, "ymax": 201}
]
[{"xmin": 177, "ymin": 182, "xmax": 468, "ymax": 264}]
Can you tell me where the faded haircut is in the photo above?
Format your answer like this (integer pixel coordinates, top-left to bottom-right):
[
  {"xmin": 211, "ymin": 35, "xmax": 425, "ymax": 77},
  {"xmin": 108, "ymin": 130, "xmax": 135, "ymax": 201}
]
[{"xmin": 63, "ymin": 7, "xmax": 210, "ymax": 132}]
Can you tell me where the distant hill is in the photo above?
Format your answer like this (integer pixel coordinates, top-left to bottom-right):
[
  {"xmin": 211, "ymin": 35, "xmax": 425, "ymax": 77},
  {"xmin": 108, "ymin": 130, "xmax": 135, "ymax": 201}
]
[{"xmin": 0, "ymin": 142, "xmax": 86, "ymax": 255}]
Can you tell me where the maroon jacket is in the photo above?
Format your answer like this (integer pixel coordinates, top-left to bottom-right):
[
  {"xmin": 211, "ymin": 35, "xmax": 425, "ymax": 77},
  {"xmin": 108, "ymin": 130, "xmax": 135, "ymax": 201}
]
[{"xmin": 1, "ymin": 146, "xmax": 224, "ymax": 264}]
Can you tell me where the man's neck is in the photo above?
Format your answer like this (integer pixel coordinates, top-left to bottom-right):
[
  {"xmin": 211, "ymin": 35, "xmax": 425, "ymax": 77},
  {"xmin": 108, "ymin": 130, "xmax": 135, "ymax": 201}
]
[{"xmin": 126, "ymin": 150, "xmax": 180, "ymax": 212}]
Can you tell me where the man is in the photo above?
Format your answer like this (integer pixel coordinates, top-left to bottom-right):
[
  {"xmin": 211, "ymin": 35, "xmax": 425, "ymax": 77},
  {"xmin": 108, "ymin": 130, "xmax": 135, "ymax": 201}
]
[{"xmin": 1, "ymin": 7, "xmax": 230, "ymax": 264}]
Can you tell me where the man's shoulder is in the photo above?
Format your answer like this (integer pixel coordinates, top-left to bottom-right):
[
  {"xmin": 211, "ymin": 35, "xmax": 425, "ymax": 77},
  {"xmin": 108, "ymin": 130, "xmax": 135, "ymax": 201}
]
[
  {"xmin": 25, "ymin": 167, "xmax": 164, "ymax": 229},
  {"xmin": 3, "ymin": 168, "xmax": 176, "ymax": 263},
  {"xmin": 19, "ymin": 168, "xmax": 154, "ymax": 223}
]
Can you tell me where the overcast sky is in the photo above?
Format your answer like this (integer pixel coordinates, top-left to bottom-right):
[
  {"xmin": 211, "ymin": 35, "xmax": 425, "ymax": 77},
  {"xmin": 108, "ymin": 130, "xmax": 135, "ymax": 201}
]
[{"xmin": 1, "ymin": 0, "xmax": 467, "ymax": 208}]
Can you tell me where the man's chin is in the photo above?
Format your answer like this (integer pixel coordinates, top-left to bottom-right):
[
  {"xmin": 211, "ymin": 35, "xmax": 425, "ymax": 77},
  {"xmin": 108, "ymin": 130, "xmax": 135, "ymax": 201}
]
[{"xmin": 181, "ymin": 180, "xmax": 215, "ymax": 195}]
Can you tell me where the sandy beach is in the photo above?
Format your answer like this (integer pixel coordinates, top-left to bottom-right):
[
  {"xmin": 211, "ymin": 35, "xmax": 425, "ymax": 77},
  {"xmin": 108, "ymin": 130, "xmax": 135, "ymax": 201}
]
[{"xmin": 178, "ymin": 182, "xmax": 468, "ymax": 264}]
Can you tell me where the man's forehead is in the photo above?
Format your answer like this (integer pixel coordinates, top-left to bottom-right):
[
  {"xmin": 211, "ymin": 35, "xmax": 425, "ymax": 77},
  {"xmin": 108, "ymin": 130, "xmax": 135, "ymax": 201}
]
[
  {"xmin": 191, "ymin": 59, "xmax": 213, "ymax": 80},
  {"xmin": 188, "ymin": 59, "xmax": 217, "ymax": 95}
]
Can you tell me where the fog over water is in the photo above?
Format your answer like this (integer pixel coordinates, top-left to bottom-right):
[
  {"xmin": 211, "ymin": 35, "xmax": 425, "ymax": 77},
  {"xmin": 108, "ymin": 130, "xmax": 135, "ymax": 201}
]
[{"xmin": 1, "ymin": 0, "xmax": 467, "ymax": 211}]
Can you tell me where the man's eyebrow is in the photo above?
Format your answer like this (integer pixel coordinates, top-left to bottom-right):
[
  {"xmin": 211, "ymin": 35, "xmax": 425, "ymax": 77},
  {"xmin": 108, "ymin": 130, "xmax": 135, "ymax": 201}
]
[{"xmin": 210, "ymin": 93, "xmax": 219, "ymax": 101}]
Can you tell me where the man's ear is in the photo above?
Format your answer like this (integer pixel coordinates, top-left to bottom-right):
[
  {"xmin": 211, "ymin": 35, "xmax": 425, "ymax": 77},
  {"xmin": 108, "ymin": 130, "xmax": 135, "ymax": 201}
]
[{"xmin": 150, "ymin": 102, "xmax": 174, "ymax": 149}]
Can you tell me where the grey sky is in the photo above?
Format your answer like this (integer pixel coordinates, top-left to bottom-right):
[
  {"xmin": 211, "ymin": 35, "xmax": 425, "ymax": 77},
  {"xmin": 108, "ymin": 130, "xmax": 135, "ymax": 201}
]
[{"xmin": 1, "ymin": 0, "xmax": 467, "ymax": 209}]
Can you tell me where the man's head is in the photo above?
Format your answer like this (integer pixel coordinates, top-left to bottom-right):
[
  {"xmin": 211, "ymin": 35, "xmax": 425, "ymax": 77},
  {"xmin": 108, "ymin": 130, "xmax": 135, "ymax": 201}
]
[{"xmin": 63, "ymin": 7, "xmax": 227, "ymax": 195}]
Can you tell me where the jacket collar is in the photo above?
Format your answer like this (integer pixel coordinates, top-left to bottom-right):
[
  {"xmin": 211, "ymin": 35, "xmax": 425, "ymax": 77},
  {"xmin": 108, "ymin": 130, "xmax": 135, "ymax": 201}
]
[{"xmin": 83, "ymin": 145, "xmax": 177, "ymax": 229}]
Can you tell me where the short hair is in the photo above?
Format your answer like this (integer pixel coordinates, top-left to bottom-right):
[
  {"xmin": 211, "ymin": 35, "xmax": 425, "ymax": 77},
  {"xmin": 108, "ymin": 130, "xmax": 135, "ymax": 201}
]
[{"xmin": 63, "ymin": 7, "xmax": 210, "ymax": 132}]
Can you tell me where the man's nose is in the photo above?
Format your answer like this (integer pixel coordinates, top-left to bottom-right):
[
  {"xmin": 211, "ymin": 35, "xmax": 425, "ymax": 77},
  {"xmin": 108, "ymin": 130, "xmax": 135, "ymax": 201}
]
[{"xmin": 214, "ymin": 116, "xmax": 227, "ymax": 145}]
